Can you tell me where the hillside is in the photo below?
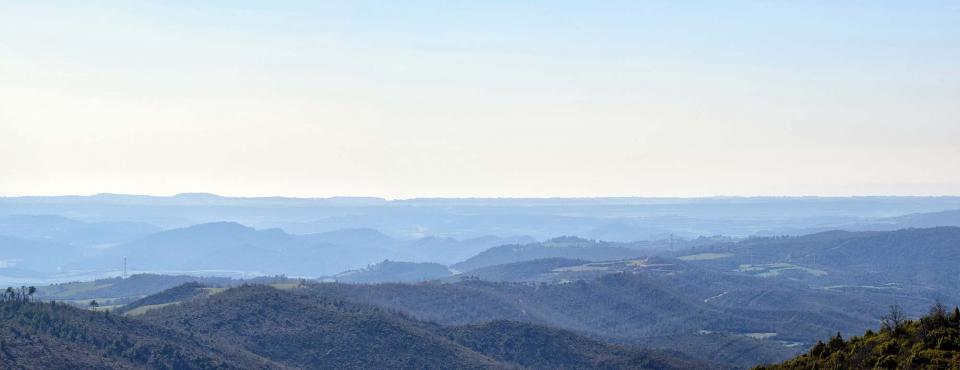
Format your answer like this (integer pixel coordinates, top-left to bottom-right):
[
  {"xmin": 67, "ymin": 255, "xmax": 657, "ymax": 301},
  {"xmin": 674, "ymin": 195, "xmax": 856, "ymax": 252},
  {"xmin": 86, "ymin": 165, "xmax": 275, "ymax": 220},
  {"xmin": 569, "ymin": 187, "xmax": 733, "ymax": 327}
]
[
  {"xmin": 136, "ymin": 284, "xmax": 696, "ymax": 369},
  {"xmin": 83, "ymin": 222, "xmax": 394, "ymax": 276},
  {"xmin": 0, "ymin": 214, "xmax": 161, "ymax": 247},
  {"xmin": 298, "ymin": 227, "xmax": 396, "ymax": 246},
  {"xmin": 882, "ymin": 209, "xmax": 960, "ymax": 229},
  {"xmin": 756, "ymin": 209, "xmax": 960, "ymax": 236},
  {"xmin": 92, "ymin": 222, "xmax": 310, "ymax": 272},
  {"xmin": 36, "ymin": 274, "xmax": 292, "ymax": 308},
  {"xmin": 756, "ymin": 304, "xmax": 960, "ymax": 369},
  {"xmin": 302, "ymin": 230, "xmax": 537, "ymax": 265},
  {"xmin": 307, "ymin": 271, "xmax": 868, "ymax": 367},
  {"xmin": 675, "ymin": 227, "xmax": 960, "ymax": 302},
  {"xmin": 55, "ymin": 222, "xmax": 535, "ymax": 277},
  {"xmin": 452, "ymin": 237, "xmax": 650, "ymax": 272},
  {"xmin": 115, "ymin": 282, "xmax": 210, "ymax": 316},
  {"xmin": 0, "ymin": 235, "xmax": 73, "ymax": 274},
  {"xmin": 333, "ymin": 260, "xmax": 453, "ymax": 283},
  {"xmin": 1, "ymin": 283, "xmax": 705, "ymax": 369},
  {"xmin": 0, "ymin": 298, "xmax": 280, "ymax": 369},
  {"xmin": 442, "ymin": 320, "xmax": 705, "ymax": 369},
  {"xmin": 456, "ymin": 258, "xmax": 589, "ymax": 282},
  {"xmin": 138, "ymin": 285, "xmax": 500, "ymax": 369},
  {"xmin": 308, "ymin": 243, "xmax": 960, "ymax": 366}
]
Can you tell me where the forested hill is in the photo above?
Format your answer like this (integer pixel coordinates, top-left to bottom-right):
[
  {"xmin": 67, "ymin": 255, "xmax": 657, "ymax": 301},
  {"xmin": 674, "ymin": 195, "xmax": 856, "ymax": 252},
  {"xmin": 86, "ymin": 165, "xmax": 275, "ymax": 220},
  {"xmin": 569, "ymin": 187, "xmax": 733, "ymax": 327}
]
[
  {"xmin": 0, "ymin": 294, "xmax": 278, "ymax": 369},
  {"xmin": 756, "ymin": 304, "xmax": 960, "ymax": 369},
  {"xmin": 1, "ymin": 284, "xmax": 705, "ymax": 369},
  {"xmin": 137, "ymin": 284, "xmax": 704, "ymax": 369}
]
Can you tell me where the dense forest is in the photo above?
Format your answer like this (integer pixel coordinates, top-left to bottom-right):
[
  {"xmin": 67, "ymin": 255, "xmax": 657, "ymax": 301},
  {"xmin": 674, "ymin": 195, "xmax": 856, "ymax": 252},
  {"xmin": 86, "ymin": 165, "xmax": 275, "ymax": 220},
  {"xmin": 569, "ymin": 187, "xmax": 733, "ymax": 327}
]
[
  {"xmin": 1, "ymin": 284, "xmax": 704, "ymax": 369},
  {"xmin": 0, "ymin": 289, "xmax": 273, "ymax": 369}
]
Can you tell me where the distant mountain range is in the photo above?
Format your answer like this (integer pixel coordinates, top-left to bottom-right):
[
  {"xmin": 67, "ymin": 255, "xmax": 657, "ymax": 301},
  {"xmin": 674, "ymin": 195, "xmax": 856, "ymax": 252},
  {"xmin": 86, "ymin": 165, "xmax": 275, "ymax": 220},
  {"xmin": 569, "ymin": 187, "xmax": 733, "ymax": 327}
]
[
  {"xmin": 0, "ymin": 219, "xmax": 536, "ymax": 281},
  {"xmin": 754, "ymin": 209, "xmax": 960, "ymax": 236},
  {"xmin": 91, "ymin": 222, "xmax": 531, "ymax": 275},
  {"xmin": 4, "ymin": 198, "xmax": 960, "ymax": 285},
  {"xmin": 0, "ymin": 214, "xmax": 161, "ymax": 246},
  {"xmin": 5, "ymin": 194, "xmax": 960, "ymax": 238}
]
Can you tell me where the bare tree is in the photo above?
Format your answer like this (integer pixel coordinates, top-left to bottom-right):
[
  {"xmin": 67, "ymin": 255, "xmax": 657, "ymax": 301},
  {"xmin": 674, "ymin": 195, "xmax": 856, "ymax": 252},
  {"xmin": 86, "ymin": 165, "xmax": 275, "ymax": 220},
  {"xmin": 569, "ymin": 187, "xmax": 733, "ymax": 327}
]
[
  {"xmin": 929, "ymin": 300, "xmax": 947, "ymax": 318},
  {"xmin": 1, "ymin": 286, "xmax": 37, "ymax": 303},
  {"xmin": 880, "ymin": 304, "xmax": 907, "ymax": 333}
]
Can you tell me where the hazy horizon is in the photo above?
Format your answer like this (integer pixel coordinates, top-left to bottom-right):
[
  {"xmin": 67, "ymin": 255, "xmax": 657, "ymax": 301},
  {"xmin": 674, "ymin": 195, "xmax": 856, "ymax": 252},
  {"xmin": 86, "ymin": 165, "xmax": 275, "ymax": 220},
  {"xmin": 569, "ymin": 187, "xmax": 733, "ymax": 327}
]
[
  {"xmin": 4, "ymin": 191, "xmax": 960, "ymax": 200},
  {"xmin": 3, "ymin": 1, "xmax": 958, "ymax": 198}
]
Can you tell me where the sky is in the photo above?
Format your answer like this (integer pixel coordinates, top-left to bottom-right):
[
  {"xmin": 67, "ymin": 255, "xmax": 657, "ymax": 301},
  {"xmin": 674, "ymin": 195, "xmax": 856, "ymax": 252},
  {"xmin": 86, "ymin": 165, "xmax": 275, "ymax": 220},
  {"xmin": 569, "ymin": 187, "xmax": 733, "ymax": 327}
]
[{"xmin": 1, "ymin": 1, "xmax": 958, "ymax": 198}]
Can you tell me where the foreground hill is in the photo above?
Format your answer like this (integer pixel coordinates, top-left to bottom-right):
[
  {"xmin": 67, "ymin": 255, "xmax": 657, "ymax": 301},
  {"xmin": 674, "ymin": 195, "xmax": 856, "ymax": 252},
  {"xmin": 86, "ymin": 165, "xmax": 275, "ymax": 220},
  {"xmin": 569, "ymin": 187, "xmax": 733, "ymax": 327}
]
[
  {"xmin": 308, "ymin": 270, "xmax": 869, "ymax": 367},
  {"xmin": 135, "ymin": 284, "xmax": 699, "ymax": 369},
  {"xmin": 757, "ymin": 304, "xmax": 960, "ymax": 369},
  {"xmin": 3, "ymin": 284, "xmax": 703, "ymax": 369},
  {"xmin": 139, "ymin": 285, "xmax": 499, "ymax": 369},
  {"xmin": 442, "ymin": 320, "xmax": 703, "ymax": 369},
  {"xmin": 0, "ymin": 299, "xmax": 279, "ymax": 369}
]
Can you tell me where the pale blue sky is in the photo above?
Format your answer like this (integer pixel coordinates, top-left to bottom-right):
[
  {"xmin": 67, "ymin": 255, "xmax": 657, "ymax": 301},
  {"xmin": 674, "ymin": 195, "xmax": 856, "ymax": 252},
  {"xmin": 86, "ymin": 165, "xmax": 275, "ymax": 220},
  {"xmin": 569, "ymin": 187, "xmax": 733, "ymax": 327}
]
[{"xmin": 1, "ymin": 1, "xmax": 958, "ymax": 197}]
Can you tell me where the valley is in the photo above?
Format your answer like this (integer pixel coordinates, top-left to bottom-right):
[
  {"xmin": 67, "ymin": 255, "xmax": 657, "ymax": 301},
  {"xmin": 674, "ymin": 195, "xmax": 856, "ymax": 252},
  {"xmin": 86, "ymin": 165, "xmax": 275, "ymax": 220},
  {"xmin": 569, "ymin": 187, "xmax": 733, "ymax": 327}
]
[{"xmin": 3, "ymin": 196, "xmax": 960, "ymax": 368}]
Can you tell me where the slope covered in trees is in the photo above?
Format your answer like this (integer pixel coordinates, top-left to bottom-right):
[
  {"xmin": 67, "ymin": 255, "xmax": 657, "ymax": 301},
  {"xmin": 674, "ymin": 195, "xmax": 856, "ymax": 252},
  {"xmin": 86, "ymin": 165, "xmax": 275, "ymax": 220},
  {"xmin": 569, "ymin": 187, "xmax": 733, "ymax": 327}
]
[
  {"xmin": 307, "ymin": 273, "xmax": 853, "ymax": 367},
  {"xmin": 140, "ymin": 285, "xmax": 500, "ymax": 369},
  {"xmin": 0, "ymin": 295, "xmax": 279, "ymax": 369},
  {"xmin": 441, "ymin": 320, "xmax": 705, "ymax": 369},
  {"xmin": 674, "ymin": 227, "xmax": 960, "ymax": 304},
  {"xmin": 452, "ymin": 237, "xmax": 650, "ymax": 272},
  {"xmin": 2, "ymin": 283, "xmax": 706, "ymax": 369},
  {"xmin": 757, "ymin": 304, "xmax": 960, "ymax": 369},
  {"xmin": 114, "ymin": 282, "xmax": 210, "ymax": 316},
  {"xmin": 136, "ymin": 284, "xmax": 700, "ymax": 369},
  {"xmin": 332, "ymin": 260, "xmax": 453, "ymax": 283},
  {"xmin": 455, "ymin": 258, "xmax": 589, "ymax": 282},
  {"xmin": 37, "ymin": 274, "xmax": 294, "ymax": 308}
]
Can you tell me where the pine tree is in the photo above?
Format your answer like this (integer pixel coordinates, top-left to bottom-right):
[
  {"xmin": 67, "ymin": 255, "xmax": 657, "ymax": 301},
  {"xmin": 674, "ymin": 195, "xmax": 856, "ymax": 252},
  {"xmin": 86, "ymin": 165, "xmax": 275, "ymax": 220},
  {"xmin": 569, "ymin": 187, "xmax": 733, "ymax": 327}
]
[{"xmin": 828, "ymin": 331, "xmax": 846, "ymax": 352}]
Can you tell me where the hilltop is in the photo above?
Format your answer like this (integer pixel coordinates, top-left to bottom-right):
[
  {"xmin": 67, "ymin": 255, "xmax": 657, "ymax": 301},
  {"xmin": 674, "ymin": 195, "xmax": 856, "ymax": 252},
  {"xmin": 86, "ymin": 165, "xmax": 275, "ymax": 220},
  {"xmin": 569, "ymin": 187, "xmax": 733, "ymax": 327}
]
[
  {"xmin": 452, "ymin": 237, "xmax": 651, "ymax": 272},
  {"xmin": 757, "ymin": 303, "xmax": 960, "ymax": 369},
  {"xmin": 333, "ymin": 260, "xmax": 453, "ymax": 283}
]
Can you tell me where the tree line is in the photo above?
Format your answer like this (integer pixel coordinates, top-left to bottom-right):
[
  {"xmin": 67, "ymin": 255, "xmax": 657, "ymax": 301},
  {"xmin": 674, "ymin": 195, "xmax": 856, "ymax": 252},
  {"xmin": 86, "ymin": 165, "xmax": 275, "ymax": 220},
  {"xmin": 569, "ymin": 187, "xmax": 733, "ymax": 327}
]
[{"xmin": 1, "ymin": 286, "xmax": 36, "ymax": 303}]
